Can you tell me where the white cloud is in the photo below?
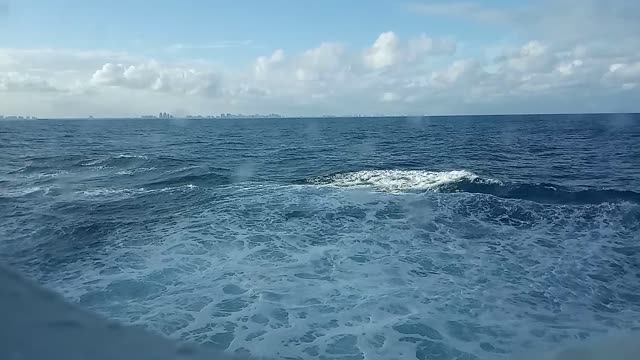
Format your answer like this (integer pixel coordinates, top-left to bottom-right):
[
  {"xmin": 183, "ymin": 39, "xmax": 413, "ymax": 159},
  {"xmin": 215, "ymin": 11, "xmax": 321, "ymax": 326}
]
[
  {"xmin": 90, "ymin": 61, "xmax": 221, "ymax": 96},
  {"xmin": 430, "ymin": 59, "xmax": 480, "ymax": 88},
  {"xmin": 556, "ymin": 60, "xmax": 583, "ymax": 76},
  {"xmin": 2, "ymin": 32, "xmax": 638, "ymax": 117},
  {"xmin": 254, "ymin": 49, "xmax": 285, "ymax": 80},
  {"xmin": 500, "ymin": 41, "xmax": 553, "ymax": 73},
  {"xmin": 90, "ymin": 63, "xmax": 126, "ymax": 86},
  {"xmin": 604, "ymin": 62, "xmax": 640, "ymax": 89},
  {"xmin": 381, "ymin": 92, "xmax": 398, "ymax": 102},
  {"xmin": 608, "ymin": 62, "xmax": 640, "ymax": 82},
  {"xmin": 364, "ymin": 32, "xmax": 400, "ymax": 69},
  {"xmin": 0, "ymin": 72, "xmax": 59, "ymax": 93},
  {"xmin": 295, "ymin": 42, "xmax": 347, "ymax": 81},
  {"xmin": 363, "ymin": 31, "xmax": 457, "ymax": 70}
]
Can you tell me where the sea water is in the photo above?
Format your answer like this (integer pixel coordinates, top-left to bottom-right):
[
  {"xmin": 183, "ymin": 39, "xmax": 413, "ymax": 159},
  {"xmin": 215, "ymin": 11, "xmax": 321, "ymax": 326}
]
[{"xmin": 1, "ymin": 114, "xmax": 639, "ymax": 359}]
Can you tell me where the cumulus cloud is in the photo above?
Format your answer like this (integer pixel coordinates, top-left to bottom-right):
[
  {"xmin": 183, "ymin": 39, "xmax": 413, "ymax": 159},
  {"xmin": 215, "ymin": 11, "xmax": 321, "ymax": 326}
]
[
  {"xmin": 90, "ymin": 63, "xmax": 126, "ymax": 86},
  {"xmin": 90, "ymin": 61, "xmax": 221, "ymax": 96},
  {"xmin": 364, "ymin": 32, "xmax": 400, "ymax": 69},
  {"xmin": 604, "ymin": 62, "xmax": 640, "ymax": 89},
  {"xmin": 295, "ymin": 42, "xmax": 347, "ymax": 81},
  {"xmin": 363, "ymin": 32, "xmax": 455, "ymax": 70},
  {"xmin": 0, "ymin": 72, "xmax": 60, "ymax": 93},
  {"xmin": 254, "ymin": 49, "xmax": 285, "ymax": 80},
  {"xmin": 430, "ymin": 59, "xmax": 480, "ymax": 88},
  {"xmin": 555, "ymin": 59, "xmax": 583, "ymax": 77},
  {"xmin": 498, "ymin": 41, "xmax": 553, "ymax": 73}
]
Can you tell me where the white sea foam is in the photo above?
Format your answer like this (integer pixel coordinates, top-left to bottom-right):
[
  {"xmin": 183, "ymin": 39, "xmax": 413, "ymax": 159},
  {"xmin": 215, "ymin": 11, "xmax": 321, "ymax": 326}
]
[
  {"xmin": 29, "ymin": 170, "xmax": 70, "ymax": 179},
  {"xmin": 318, "ymin": 169, "xmax": 493, "ymax": 192},
  {"xmin": 31, "ymin": 183, "xmax": 639, "ymax": 360},
  {"xmin": 80, "ymin": 188, "xmax": 149, "ymax": 197},
  {"xmin": 115, "ymin": 154, "xmax": 149, "ymax": 160},
  {"xmin": 82, "ymin": 154, "xmax": 149, "ymax": 167},
  {"xmin": 80, "ymin": 185, "xmax": 197, "ymax": 199},
  {"xmin": 0, "ymin": 186, "xmax": 48, "ymax": 197},
  {"xmin": 115, "ymin": 167, "xmax": 157, "ymax": 176},
  {"xmin": 0, "ymin": 265, "xmax": 237, "ymax": 360},
  {"xmin": 81, "ymin": 159, "xmax": 103, "ymax": 166}
]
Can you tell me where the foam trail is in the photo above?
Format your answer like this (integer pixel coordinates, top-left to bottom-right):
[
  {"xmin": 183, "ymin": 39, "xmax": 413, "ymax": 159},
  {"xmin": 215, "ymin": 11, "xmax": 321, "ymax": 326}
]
[
  {"xmin": 0, "ymin": 265, "xmax": 243, "ymax": 360},
  {"xmin": 309, "ymin": 169, "xmax": 640, "ymax": 204},
  {"xmin": 518, "ymin": 333, "xmax": 640, "ymax": 360},
  {"xmin": 2, "ymin": 263, "xmax": 637, "ymax": 360},
  {"xmin": 312, "ymin": 169, "xmax": 489, "ymax": 192}
]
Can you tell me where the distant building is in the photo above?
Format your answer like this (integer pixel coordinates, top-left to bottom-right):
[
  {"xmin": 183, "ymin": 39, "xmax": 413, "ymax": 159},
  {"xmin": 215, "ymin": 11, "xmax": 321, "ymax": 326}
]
[
  {"xmin": 158, "ymin": 112, "xmax": 174, "ymax": 119},
  {"xmin": 142, "ymin": 112, "xmax": 285, "ymax": 120}
]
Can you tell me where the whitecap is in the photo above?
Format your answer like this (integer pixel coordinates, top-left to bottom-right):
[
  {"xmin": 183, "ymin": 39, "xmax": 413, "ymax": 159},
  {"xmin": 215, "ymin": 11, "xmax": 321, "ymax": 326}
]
[
  {"xmin": 115, "ymin": 167, "xmax": 157, "ymax": 176},
  {"xmin": 0, "ymin": 186, "xmax": 48, "ymax": 197},
  {"xmin": 79, "ymin": 184, "xmax": 197, "ymax": 199},
  {"xmin": 313, "ymin": 169, "xmax": 497, "ymax": 192},
  {"xmin": 79, "ymin": 188, "xmax": 149, "ymax": 198},
  {"xmin": 81, "ymin": 159, "xmax": 103, "ymax": 167},
  {"xmin": 115, "ymin": 154, "xmax": 149, "ymax": 160}
]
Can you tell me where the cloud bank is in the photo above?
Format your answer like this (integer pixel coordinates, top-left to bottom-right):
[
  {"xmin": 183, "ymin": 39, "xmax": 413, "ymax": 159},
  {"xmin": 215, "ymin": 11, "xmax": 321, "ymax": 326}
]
[{"xmin": 1, "ymin": 0, "xmax": 638, "ymax": 117}]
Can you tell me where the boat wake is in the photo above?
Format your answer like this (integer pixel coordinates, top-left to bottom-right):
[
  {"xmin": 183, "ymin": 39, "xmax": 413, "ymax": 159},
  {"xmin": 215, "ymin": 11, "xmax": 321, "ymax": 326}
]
[{"xmin": 308, "ymin": 169, "xmax": 640, "ymax": 205}]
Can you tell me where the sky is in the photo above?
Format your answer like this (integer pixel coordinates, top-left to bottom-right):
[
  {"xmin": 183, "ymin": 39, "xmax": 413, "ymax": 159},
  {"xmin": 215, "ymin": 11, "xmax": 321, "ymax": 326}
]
[{"xmin": 1, "ymin": 0, "xmax": 639, "ymax": 117}]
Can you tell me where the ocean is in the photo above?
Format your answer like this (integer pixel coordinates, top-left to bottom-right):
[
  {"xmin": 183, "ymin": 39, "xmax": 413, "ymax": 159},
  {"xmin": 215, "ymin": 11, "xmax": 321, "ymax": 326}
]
[{"xmin": 1, "ymin": 114, "xmax": 639, "ymax": 359}]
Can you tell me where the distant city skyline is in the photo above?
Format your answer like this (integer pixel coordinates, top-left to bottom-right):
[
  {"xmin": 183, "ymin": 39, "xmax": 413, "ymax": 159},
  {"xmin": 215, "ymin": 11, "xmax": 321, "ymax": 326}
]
[
  {"xmin": 0, "ymin": 115, "xmax": 39, "ymax": 120},
  {"xmin": 1, "ymin": 0, "xmax": 639, "ymax": 117},
  {"xmin": 143, "ymin": 112, "xmax": 284, "ymax": 120}
]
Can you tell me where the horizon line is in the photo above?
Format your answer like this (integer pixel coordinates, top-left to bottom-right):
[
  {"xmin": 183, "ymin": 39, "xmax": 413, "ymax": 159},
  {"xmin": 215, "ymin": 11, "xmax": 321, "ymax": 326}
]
[{"xmin": 2, "ymin": 112, "xmax": 639, "ymax": 121}]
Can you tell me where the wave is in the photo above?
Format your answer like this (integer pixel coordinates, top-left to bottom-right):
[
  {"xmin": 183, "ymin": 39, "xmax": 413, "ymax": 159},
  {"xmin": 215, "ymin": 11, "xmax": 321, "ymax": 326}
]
[
  {"xmin": 308, "ymin": 169, "xmax": 640, "ymax": 205},
  {"xmin": 115, "ymin": 167, "xmax": 157, "ymax": 176},
  {"xmin": 80, "ymin": 185, "xmax": 198, "ymax": 199},
  {"xmin": 142, "ymin": 169, "xmax": 230, "ymax": 188},
  {"xmin": 79, "ymin": 154, "xmax": 149, "ymax": 168},
  {"xmin": 8, "ymin": 168, "xmax": 70, "ymax": 179},
  {"xmin": 308, "ymin": 169, "xmax": 498, "ymax": 191},
  {"xmin": 0, "ymin": 186, "xmax": 52, "ymax": 198},
  {"xmin": 440, "ymin": 179, "xmax": 640, "ymax": 205}
]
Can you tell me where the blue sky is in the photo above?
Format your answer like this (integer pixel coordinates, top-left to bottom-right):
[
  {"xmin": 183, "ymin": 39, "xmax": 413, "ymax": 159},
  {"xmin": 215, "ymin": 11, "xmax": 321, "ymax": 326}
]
[
  {"xmin": 1, "ymin": 0, "xmax": 639, "ymax": 117},
  {"xmin": 2, "ymin": 0, "xmax": 518, "ymax": 64}
]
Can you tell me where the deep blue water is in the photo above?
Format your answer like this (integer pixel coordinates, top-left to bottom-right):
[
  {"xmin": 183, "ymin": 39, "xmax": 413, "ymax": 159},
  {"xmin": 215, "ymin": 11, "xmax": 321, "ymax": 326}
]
[{"xmin": 1, "ymin": 114, "xmax": 639, "ymax": 359}]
